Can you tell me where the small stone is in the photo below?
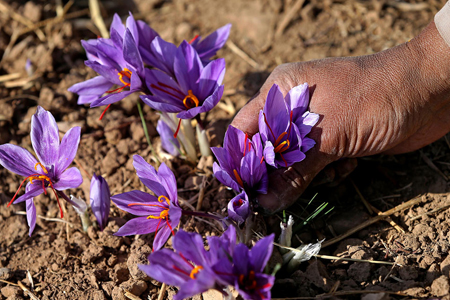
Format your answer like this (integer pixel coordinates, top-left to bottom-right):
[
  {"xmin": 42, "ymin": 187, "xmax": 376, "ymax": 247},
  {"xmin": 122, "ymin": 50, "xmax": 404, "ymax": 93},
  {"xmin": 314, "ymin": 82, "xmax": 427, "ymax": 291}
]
[
  {"xmin": 23, "ymin": 1, "xmax": 41, "ymax": 22},
  {"xmin": 431, "ymin": 275, "xmax": 450, "ymax": 297},
  {"xmin": 114, "ymin": 263, "xmax": 130, "ymax": 284},
  {"xmin": 130, "ymin": 122, "xmax": 144, "ymax": 142},
  {"xmin": 81, "ymin": 244, "xmax": 104, "ymax": 264},
  {"xmin": 120, "ymin": 279, "xmax": 148, "ymax": 296},
  {"xmin": 1, "ymin": 286, "xmax": 22, "ymax": 298},
  {"xmin": 127, "ymin": 253, "xmax": 150, "ymax": 281},
  {"xmin": 107, "ymin": 255, "xmax": 118, "ymax": 267},
  {"xmin": 111, "ymin": 286, "xmax": 126, "ymax": 300},
  {"xmin": 51, "ymin": 263, "xmax": 59, "ymax": 272},
  {"xmin": 92, "ymin": 290, "xmax": 106, "ymax": 300}
]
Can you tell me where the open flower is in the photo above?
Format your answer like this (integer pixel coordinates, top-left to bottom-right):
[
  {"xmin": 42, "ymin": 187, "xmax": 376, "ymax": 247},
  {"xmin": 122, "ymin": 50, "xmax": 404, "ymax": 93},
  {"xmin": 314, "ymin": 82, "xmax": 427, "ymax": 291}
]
[
  {"xmin": 211, "ymin": 125, "xmax": 268, "ymax": 196},
  {"xmin": 227, "ymin": 191, "xmax": 250, "ymax": 224},
  {"xmin": 259, "ymin": 83, "xmax": 319, "ymax": 168},
  {"xmin": 111, "ymin": 155, "xmax": 181, "ymax": 250},
  {"xmin": 156, "ymin": 119, "xmax": 181, "ymax": 156},
  {"xmin": 190, "ymin": 24, "xmax": 232, "ymax": 64},
  {"xmin": 90, "ymin": 173, "xmax": 111, "ymax": 231},
  {"xmin": 215, "ymin": 234, "xmax": 275, "ymax": 300},
  {"xmin": 141, "ymin": 40, "xmax": 225, "ymax": 123},
  {"xmin": 0, "ymin": 106, "xmax": 82, "ymax": 235},
  {"xmin": 68, "ymin": 13, "xmax": 152, "ymax": 118},
  {"xmin": 140, "ymin": 229, "xmax": 232, "ymax": 300}
]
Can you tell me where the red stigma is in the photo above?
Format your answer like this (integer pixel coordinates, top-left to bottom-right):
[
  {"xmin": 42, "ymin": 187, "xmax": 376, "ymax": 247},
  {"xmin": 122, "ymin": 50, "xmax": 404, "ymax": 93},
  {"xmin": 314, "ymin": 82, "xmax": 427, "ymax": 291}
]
[
  {"xmin": 189, "ymin": 35, "xmax": 199, "ymax": 44},
  {"xmin": 174, "ymin": 118, "xmax": 182, "ymax": 138}
]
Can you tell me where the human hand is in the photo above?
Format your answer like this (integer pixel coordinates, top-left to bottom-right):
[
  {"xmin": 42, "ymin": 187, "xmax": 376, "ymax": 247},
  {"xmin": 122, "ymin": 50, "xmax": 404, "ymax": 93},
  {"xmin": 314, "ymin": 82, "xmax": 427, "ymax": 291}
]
[{"xmin": 231, "ymin": 22, "xmax": 450, "ymax": 213}]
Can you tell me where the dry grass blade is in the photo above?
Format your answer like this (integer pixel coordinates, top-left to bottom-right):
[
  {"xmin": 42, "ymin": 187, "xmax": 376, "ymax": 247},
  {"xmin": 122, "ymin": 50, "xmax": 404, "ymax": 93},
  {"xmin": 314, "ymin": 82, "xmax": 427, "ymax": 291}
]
[
  {"xmin": 0, "ymin": 279, "xmax": 19, "ymax": 286},
  {"xmin": 124, "ymin": 291, "xmax": 141, "ymax": 300},
  {"xmin": 17, "ymin": 281, "xmax": 40, "ymax": 300},
  {"xmin": 0, "ymin": 73, "xmax": 21, "ymax": 83},
  {"xmin": 322, "ymin": 195, "xmax": 423, "ymax": 248},
  {"xmin": 89, "ymin": 0, "xmax": 109, "ymax": 38},
  {"xmin": 275, "ymin": 0, "xmax": 305, "ymax": 38},
  {"xmin": 15, "ymin": 211, "xmax": 77, "ymax": 227},
  {"xmin": 196, "ymin": 176, "xmax": 207, "ymax": 211},
  {"xmin": 272, "ymin": 290, "xmax": 408, "ymax": 299},
  {"xmin": 157, "ymin": 283, "xmax": 167, "ymax": 300},
  {"xmin": 226, "ymin": 40, "xmax": 260, "ymax": 69},
  {"xmin": 420, "ymin": 151, "xmax": 448, "ymax": 181}
]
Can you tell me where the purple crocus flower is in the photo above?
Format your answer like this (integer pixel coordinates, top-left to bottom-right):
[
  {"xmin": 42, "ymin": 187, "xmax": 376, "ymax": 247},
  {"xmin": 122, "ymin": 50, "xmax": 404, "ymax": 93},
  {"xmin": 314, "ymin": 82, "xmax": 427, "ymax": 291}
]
[
  {"xmin": 228, "ymin": 191, "xmax": 250, "ymax": 224},
  {"xmin": 0, "ymin": 106, "xmax": 83, "ymax": 235},
  {"xmin": 156, "ymin": 119, "xmax": 181, "ymax": 156},
  {"xmin": 141, "ymin": 40, "xmax": 225, "ymax": 124},
  {"xmin": 211, "ymin": 125, "xmax": 268, "ymax": 196},
  {"xmin": 214, "ymin": 234, "xmax": 275, "ymax": 300},
  {"xmin": 259, "ymin": 83, "xmax": 319, "ymax": 168},
  {"xmin": 90, "ymin": 173, "xmax": 111, "ymax": 231},
  {"xmin": 68, "ymin": 13, "xmax": 151, "ymax": 119},
  {"xmin": 111, "ymin": 155, "xmax": 181, "ymax": 250},
  {"xmin": 140, "ymin": 229, "xmax": 230, "ymax": 300}
]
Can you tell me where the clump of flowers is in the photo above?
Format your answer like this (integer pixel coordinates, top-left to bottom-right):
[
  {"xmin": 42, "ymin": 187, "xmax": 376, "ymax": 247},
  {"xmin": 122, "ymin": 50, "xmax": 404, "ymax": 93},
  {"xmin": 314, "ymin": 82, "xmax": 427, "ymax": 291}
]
[
  {"xmin": 259, "ymin": 83, "xmax": 319, "ymax": 168},
  {"xmin": 0, "ymin": 106, "xmax": 83, "ymax": 235},
  {"xmin": 139, "ymin": 226, "xmax": 275, "ymax": 300}
]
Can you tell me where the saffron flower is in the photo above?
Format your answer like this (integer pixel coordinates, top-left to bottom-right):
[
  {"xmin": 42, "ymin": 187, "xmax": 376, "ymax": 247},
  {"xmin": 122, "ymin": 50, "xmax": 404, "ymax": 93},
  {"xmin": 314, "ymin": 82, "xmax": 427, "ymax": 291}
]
[
  {"xmin": 68, "ymin": 13, "xmax": 151, "ymax": 118},
  {"xmin": 156, "ymin": 119, "xmax": 181, "ymax": 156},
  {"xmin": 259, "ymin": 83, "xmax": 319, "ymax": 168},
  {"xmin": 140, "ymin": 229, "xmax": 232, "ymax": 300},
  {"xmin": 90, "ymin": 173, "xmax": 111, "ymax": 231},
  {"xmin": 0, "ymin": 106, "xmax": 83, "ymax": 235},
  {"xmin": 227, "ymin": 191, "xmax": 250, "ymax": 224},
  {"xmin": 215, "ymin": 234, "xmax": 275, "ymax": 300},
  {"xmin": 211, "ymin": 125, "xmax": 268, "ymax": 196},
  {"xmin": 111, "ymin": 155, "xmax": 181, "ymax": 250},
  {"xmin": 141, "ymin": 40, "xmax": 225, "ymax": 123},
  {"xmin": 141, "ymin": 24, "xmax": 231, "ymax": 76}
]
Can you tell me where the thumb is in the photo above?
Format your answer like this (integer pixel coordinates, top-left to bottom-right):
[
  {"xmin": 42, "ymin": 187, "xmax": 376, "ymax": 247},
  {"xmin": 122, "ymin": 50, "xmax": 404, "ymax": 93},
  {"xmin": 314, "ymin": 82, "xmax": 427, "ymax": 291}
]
[{"xmin": 230, "ymin": 91, "xmax": 265, "ymax": 136}]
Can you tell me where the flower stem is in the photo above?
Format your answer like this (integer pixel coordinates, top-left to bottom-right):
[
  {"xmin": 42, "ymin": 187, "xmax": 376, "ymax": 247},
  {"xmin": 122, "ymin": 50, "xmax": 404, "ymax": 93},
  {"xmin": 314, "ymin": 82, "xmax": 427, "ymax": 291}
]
[
  {"xmin": 58, "ymin": 191, "xmax": 91, "ymax": 232},
  {"xmin": 196, "ymin": 124, "xmax": 211, "ymax": 157},
  {"xmin": 137, "ymin": 100, "xmax": 160, "ymax": 164}
]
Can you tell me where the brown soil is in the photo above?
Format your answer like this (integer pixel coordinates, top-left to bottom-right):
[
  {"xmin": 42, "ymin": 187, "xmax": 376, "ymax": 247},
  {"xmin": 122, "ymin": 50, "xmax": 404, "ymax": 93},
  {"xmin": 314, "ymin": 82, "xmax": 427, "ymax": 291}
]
[{"xmin": 1, "ymin": 0, "xmax": 450, "ymax": 299}]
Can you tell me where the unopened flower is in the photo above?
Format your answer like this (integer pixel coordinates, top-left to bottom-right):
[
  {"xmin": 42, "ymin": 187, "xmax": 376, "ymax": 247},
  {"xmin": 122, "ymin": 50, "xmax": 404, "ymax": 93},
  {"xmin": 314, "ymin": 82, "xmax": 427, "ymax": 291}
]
[
  {"xmin": 111, "ymin": 155, "xmax": 181, "ymax": 250},
  {"xmin": 211, "ymin": 125, "xmax": 268, "ymax": 196},
  {"xmin": 0, "ymin": 106, "xmax": 82, "ymax": 235},
  {"xmin": 156, "ymin": 119, "xmax": 181, "ymax": 156},
  {"xmin": 90, "ymin": 173, "xmax": 111, "ymax": 231},
  {"xmin": 227, "ymin": 191, "xmax": 250, "ymax": 224},
  {"xmin": 69, "ymin": 13, "xmax": 152, "ymax": 118},
  {"xmin": 258, "ymin": 83, "xmax": 319, "ymax": 168},
  {"xmin": 140, "ymin": 229, "xmax": 232, "ymax": 300},
  {"xmin": 190, "ymin": 24, "xmax": 231, "ymax": 64},
  {"xmin": 141, "ymin": 41, "xmax": 225, "ymax": 126}
]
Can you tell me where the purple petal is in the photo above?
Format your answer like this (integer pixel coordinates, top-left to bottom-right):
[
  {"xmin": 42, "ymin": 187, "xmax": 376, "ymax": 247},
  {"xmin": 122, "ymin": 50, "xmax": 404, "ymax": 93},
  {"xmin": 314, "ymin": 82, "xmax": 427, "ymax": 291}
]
[
  {"xmin": 174, "ymin": 41, "xmax": 203, "ymax": 94},
  {"xmin": 145, "ymin": 69, "xmax": 185, "ymax": 105},
  {"xmin": 174, "ymin": 270, "xmax": 217, "ymax": 300},
  {"xmin": 157, "ymin": 162, "xmax": 178, "ymax": 205},
  {"xmin": 194, "ymin": 24, "xmax": 231, "ymax": 61},
  {"xmin": 210, "ymin": 147, "xmax": 234, "ymax": 175},
  {"xmin": 115, "ymin": 217, "xmax": 160, "ymax": 236},
  {"xmin": 142, "ymin": 249, "xmax": 191, "ymax": 286},
  {"xmin": 263, "ymin": 141, "xmax": 276, "ymax": 168},
  {"xmin": 276, "ymin": 150, "xmax": 305, "ymax": 168},
  {"xmin": 258, "ymin": 110, "xmax": 269, "ymax": 143},
  {"xmin": 263, "ymin": 84, "xmax": 290, "ymax": 138},
  {"xmin": 173, "ymin": 230, "xmax": 209, "ymax": 266},
  {"xmin": 301, "ymin": 137, "xmax": 316, "ymax": 153},
  {"xmin": 56, "ymin": 126, "xmax": 80, "ymax": 175},
  {"xmin": 212, "ymin": 162, "xmax": 241, "ymax": 192},
  {"xmin": 286, "ymin": 83, "xmax": 309, "ymax": 116},
  {"xmin": 31, "ymin": 106, "xmax": 60, "ymax": 170},
  {"xmin": 111, "ymin": 190, "xmax": 161, "ymax": 216},
  {"xmin": 68, "ymin": 76, "xmax": 112, "ymax": 96},
  {"xmin": 153, "ymin": 224, "xmax": 172, "ymax": 251},
  {"xmin": 136, "ymin": 20, "xmax": 159, "ymax": 61},
  {"xmin": 157, "ymin": 119, "xmax": 181, "ymax": 156},
  {"xmin": 84, "ymin": 61, "xmax": 122, "ymax": 86},
  {"xmin": 232, "ymin": 243, "xmax": 250, "ymax": 276},
  {"xmin": 96, "ymin": 40, "xmax": 126, "ymax": 69},
  {"xmin": 53, "ymin": 167, "xmax": 83, "ymax": 190},
  {"xmin": 90, "ymin": 173, "xmax": 111, "ymax": 231},
  {"xmin": 129, "ymin": 71, "xmax": 143, "ymax": 91},
  {"xmin": 123, "ymin": 29, "xmax": 143, "ymax": 73},
  {"xmin": 197, "ymin": 58, "xmax": 225, "ymax": 100},
  {"xmin": 132, "ymin": 155, "xmax": 167, "ymax": 197},
  {"xmin": 110, "ymin": 28, "xmax": 124, "ymax": 49},
  {"xmin": 26, "ymin": 198, "xmax": 37, "ymax": 236},
  {"xmin": 13, "ymin": 182, "xmax": 43, "ymax": 204},
  {"xmin": 0, "ymin": 144, "xmax": 38, "ymax": 176},
  {"xmin": 125, "ymin": 13, "xmax": 139, "ymax": 45},
  {"xmin": 250, "ymin": 234, "xmax": 274, "ymax": 272},
  {"xmin": 90, "ymin": 90, "xmax": 134, "ymax": 107},
  {"xmin": 176, "ymin": 85, "xmax": 224, "ymax": 119},
  {"xmin": 110, "ymin": 14, "xmax": 125, "ymax": 37},
  {"xmin": 240, "ymin": 151, "xmax": 268, "ymax": 194},
  {"xmin": 296, "ymin": 111, "xmax": 319, "ymax": 138},
  {"xmin": 77, "ymin": 95, "xmax": 101, "ymax": 105},
  {"xmin": 141, "ymin": 95, "xmax": 184, "ymax": 113},
  {"xmin": 147, "ymin": 37, "xmax": 177, "ymax": 75}
]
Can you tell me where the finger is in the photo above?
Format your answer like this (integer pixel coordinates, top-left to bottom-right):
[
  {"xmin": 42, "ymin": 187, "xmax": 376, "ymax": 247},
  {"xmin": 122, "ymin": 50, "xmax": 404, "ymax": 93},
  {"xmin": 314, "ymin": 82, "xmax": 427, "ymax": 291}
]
[
  {"xmin": 255, "ymin": 142, "xmax": 337, "ymax": 214},
  {"xmin": 230, "ymin": 91, "xmax": 265, "ymax": 136}
]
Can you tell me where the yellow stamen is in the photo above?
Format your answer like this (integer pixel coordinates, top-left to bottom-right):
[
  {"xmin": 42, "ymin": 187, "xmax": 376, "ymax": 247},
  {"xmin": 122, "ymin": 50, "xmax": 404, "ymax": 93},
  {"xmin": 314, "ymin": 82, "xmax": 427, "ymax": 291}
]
[
  {"xmin": 147, "ymin": 208, "xmax": 169, "ymax": 219},
  {"xmin": 118, "ymin": 68, "xmax": 132, "ymax": 86},
  {"xmin": 275, "ymin": 132, "xmax": 287, "ymax": 147},
  {"xmin": 183, "ymin": 90, "xmax": 199, "ymax": 109},
  {"xmin": 34, "ymin": 162, "xmax": 48, "ymax": 174},
  {"xmin": 233, "ymin": 169, "xmax": 244, "ymax": 187},
  {"xmin": 274, "ymin": 140, "xmax": 290, "ymax": 153},
  {"xmin": 189, "ymin": 266, "xmax": 203, "ymax": 279},
  {"xmin": 158, "ymin": 195, "xmax": 171, "ymax": 205}
]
